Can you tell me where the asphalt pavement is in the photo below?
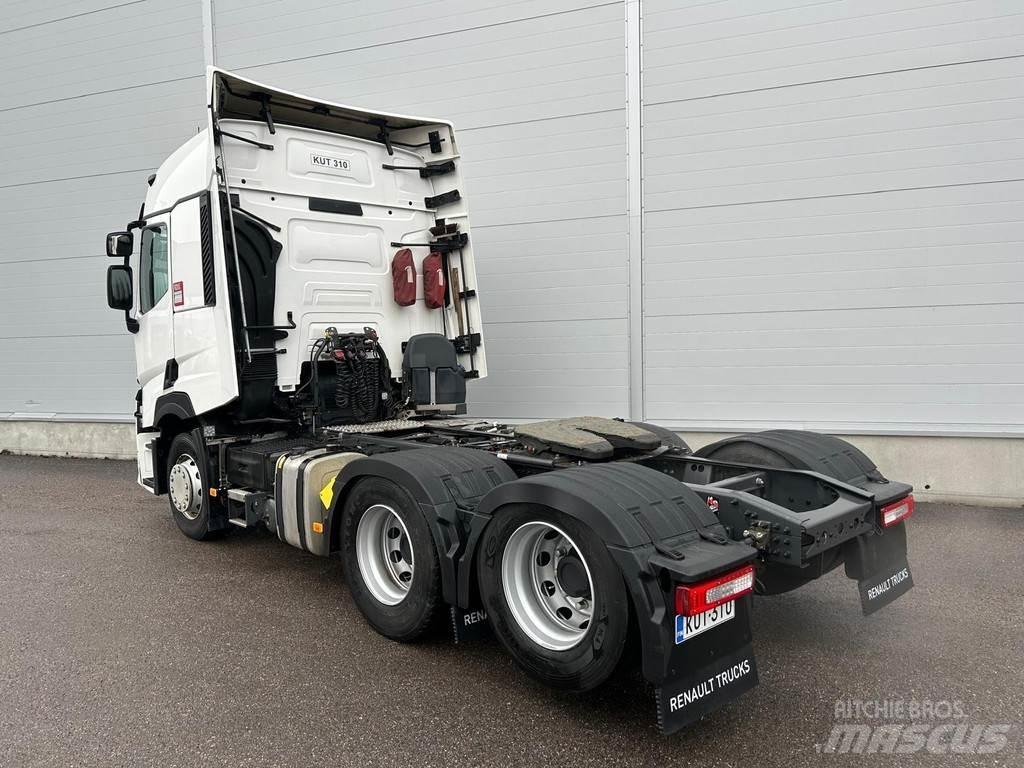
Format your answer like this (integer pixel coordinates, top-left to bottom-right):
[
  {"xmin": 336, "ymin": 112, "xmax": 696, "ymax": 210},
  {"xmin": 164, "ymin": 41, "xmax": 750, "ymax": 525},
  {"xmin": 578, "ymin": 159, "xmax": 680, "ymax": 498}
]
[{"xmin": 0, "ymin": 454, "xmax": 1021, "ymax": 767}]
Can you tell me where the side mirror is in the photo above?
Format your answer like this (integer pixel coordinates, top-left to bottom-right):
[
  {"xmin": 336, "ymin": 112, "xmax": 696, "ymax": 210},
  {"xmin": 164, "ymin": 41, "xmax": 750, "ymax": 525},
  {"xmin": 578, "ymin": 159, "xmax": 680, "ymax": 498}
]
[
  {"xmin": 107, "ymin": 265, "xmax": 133, "ymax": 310},
  {"xmin": 106, "ymin": 231, "xmax": 133, "ymax": 258}
]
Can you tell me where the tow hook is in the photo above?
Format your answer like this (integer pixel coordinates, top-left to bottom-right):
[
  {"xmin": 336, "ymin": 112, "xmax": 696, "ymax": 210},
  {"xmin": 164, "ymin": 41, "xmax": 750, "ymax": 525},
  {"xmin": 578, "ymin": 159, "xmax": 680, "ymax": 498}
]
[{"xmin": 743, "ymin": 521, "xmax": 772, "ymax": 550}]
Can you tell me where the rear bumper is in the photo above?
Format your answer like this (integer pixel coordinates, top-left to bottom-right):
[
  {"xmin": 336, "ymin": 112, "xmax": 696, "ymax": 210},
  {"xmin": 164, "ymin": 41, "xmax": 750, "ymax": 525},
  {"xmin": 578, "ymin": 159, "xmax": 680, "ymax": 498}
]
[{"xmin": 687, "ymin": 466, "xmax": 913, "ymax": 582}]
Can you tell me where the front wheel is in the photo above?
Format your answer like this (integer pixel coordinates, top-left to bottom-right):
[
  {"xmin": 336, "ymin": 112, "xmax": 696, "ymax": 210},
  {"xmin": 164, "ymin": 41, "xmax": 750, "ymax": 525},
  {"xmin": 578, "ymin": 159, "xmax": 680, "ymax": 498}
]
[
  {"xmin": 166, "ymin": 430, "xmax": 217, "ymax": 541},
  {"xmin": 478, "ymin": 506, "xmax": 630, "ymax": 692}
]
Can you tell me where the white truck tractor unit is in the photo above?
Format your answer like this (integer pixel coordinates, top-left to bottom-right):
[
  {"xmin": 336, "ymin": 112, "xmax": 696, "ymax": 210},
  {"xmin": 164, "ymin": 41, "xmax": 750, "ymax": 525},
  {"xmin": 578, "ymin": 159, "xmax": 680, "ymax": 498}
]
[{"xmin": 105, "ymin": 69, "xmax": 916, "ymax": 733}]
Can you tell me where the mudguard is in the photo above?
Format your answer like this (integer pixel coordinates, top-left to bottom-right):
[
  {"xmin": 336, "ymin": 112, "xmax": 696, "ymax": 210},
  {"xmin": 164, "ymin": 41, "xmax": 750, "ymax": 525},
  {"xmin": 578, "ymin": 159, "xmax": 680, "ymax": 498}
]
[
  {"xmin": 475, "ymin": 462, "xmax": 759, "ymax": 732},
  {"xmin": 697, "ymin": 429, "xmax": 883, "ymax": 486},
  {"xmin": 476, "ymin": 462, "xmax": 726, "ymax": 547},
  {"xmin": 697, "ymin": 430, "xmax": 914, "ymax": 613},
  {"xmin": 324, "ymin": 447, "xmax": 516, "ymax": 607}
]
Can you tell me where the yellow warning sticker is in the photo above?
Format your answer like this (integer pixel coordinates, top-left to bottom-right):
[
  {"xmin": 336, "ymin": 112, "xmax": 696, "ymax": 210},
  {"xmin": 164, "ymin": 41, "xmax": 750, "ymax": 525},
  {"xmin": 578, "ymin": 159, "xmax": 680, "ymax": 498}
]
[{"xmin": 320, "ymin": 475, "xmax": 336, "ymax": 510}]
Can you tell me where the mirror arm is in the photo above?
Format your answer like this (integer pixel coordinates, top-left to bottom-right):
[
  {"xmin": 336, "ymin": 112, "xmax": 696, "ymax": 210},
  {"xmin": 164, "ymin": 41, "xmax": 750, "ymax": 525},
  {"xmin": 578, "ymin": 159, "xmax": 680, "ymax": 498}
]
[
  {"xmin": 114, "ymin": 228, "xmax": 139, "ymax": 331},
  {"xmin": 122, "ymin": 245, "xmax": 136, "ymax": 331}
]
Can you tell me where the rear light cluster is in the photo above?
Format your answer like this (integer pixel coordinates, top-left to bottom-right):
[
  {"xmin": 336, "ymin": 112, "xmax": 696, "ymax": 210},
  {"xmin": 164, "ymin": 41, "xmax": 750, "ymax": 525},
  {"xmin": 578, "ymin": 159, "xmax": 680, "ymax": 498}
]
[
  {"xmin": 675, "ymin": 564, "xmax": 754, "ymax": 617},
  {"xmin": 880, "ymin": 495, "xmax": 915, "ymax": 528}
]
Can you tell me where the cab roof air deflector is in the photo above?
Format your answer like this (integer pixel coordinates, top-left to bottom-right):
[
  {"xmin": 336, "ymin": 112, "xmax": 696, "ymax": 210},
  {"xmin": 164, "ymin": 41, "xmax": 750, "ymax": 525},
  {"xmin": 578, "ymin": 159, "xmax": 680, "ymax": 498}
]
[{"xmin": 211, "ymin": 70, "xmax": 447, "ymax": 156}]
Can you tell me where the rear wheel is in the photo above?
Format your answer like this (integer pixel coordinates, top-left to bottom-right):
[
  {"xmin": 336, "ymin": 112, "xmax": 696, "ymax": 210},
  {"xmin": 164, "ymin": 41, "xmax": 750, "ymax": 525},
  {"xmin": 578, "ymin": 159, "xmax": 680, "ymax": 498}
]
[
  {"xmin": 340, "ymin": 477, "xmax": 441, "ymax": 641},
  {"xmin": 478, "ymin": 506, "xmax": 630, "ymax": 691},
  {"xmin": 166, "ymin": 430, "xmax": 216, "ymax": 541}
]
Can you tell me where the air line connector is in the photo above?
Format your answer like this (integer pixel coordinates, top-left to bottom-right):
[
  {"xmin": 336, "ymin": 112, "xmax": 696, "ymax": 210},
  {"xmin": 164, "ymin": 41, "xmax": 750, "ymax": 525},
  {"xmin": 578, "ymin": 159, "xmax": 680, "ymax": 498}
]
[{"xmin": 743, "ymin": 522, "xmax": 772, "ymax": 550}]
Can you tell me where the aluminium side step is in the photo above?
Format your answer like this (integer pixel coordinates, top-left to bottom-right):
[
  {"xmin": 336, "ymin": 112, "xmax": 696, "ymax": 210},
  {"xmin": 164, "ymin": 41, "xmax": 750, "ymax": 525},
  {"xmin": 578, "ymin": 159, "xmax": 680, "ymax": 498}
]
[{"xmin": 225, "ymin": 488, "xmax": 267, "ymax": 528}]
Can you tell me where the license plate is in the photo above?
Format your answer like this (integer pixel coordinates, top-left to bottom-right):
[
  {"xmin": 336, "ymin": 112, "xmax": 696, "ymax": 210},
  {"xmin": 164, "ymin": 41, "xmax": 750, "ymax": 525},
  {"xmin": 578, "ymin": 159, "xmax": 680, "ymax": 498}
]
[
  {"xmin": 309, "ymin": 152, "xmax": 352, "ymax": 174},
  {"xmin": 675, "ymin": 600, "xmax": 735, "ymax": 644}
]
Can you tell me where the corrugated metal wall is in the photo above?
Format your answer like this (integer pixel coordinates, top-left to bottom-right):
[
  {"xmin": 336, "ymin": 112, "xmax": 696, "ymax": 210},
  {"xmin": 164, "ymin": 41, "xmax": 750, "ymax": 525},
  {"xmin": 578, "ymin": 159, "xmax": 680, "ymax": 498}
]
[
  {"xmin": 1, "ymin": 0, "xmax": 1021, "ymax": 438},
  {"xmin": 641, "ymin": 0, "xmax": 1024, "ymax": 435},
  {"xmin": 0, "ymin": 0, "xmax": 206, "ymax": 419}
]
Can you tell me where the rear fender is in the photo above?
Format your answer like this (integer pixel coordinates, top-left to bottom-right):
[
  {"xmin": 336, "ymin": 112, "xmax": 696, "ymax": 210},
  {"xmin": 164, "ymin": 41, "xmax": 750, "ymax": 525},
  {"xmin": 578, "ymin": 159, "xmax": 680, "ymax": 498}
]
[
  {"xmin": 695, "ymin": 429, "xmax": 886, "ymax": 485},
  {"xmin": 693, "ymin": 430, "xmax": 914, "ymax": 610},
  {"xmin": 324, "ymin": 447, "xmax": 516, "ymax": 606},
  {"xmin": 474, "ymin": 463, "xmax": 756, "ymax": 686}
]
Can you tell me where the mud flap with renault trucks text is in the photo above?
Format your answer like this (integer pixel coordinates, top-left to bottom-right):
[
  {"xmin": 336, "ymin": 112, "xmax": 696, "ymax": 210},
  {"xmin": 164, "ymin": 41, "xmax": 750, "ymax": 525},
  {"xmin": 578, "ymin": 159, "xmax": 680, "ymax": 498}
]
[
  {"xmin": 450, "ymin": 605, "xmax": 491, "ymax": 643},
  {"xmin": 655, "ymin": 593, "xmax": 758, "ymax": 734},
  {"xmin": 845, "ymin": 520, "xmax": 913, "ymax": 615},
  {"xmin": 613, "ymin": 537, "xmax": 760, "ymax": 735}
]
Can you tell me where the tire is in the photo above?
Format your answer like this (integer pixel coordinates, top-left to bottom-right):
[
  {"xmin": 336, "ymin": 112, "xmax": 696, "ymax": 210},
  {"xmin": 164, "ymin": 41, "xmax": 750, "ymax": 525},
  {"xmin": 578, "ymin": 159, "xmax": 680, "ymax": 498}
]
[
  {"xmin": 166, "ymin": 429, "xmax": 217, "ymax": 541},
  {"xmin": 340, "ymin": 477, "xmax": 441, "ymax": 642},
  {"xmin": 478, "ymin": 505, "xmax": 630, "ymax": 692}
]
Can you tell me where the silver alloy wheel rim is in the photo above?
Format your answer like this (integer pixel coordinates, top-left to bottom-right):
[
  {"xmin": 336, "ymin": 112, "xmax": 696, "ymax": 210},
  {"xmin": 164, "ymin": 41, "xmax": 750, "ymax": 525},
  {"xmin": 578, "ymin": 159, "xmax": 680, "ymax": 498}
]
[
  {"xmin": 501, "ymin": 521, "xmax": 595, "ymax": 651},
  {"xmin": 355, "ymin": 504, "xmax": 414, "ymax": 606},
  {"xmin": 168, "ymin": 454, "xmax": 203, "ymax": 521}
]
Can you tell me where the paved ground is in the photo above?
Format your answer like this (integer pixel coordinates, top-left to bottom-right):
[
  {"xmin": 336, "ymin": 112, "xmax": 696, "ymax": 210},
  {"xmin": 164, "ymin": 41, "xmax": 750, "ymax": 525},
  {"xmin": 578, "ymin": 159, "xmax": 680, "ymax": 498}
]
[{"xmin": 0, "ymin": 455, "xmax": 1021, "ymax": 767}]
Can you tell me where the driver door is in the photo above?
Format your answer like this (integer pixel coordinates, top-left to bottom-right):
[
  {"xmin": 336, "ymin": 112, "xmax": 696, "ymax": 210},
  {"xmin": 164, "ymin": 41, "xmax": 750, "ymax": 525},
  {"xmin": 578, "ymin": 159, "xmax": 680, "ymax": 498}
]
[{"xmin": 134, "ymin": 216, "xmax": 174, "ymax": 430}]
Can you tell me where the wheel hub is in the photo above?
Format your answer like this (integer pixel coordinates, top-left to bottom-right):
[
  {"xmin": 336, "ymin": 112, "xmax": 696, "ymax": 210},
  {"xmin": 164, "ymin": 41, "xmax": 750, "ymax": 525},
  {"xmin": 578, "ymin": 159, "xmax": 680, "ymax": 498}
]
[
  {"xmin": 501, "ymin": 521, "xmax": 595, "ymax": 651},
  {"xmin": 355, "ymin": 504, "xmax": 414, "ymax": 606},
  {"xmin": 168, "ymin": 454, "xmax": 203, "ymax": 521},
  {"xmin": 556, "ymin": 554, "xmax": 590, "ymax": 598}
]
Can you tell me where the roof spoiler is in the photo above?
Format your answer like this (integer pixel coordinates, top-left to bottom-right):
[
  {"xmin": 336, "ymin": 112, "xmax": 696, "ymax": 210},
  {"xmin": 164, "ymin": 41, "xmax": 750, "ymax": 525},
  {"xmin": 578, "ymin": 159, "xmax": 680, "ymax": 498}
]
[{"xmin": 207, "ymin": 68, "xmax": 452, "ymax": 156}]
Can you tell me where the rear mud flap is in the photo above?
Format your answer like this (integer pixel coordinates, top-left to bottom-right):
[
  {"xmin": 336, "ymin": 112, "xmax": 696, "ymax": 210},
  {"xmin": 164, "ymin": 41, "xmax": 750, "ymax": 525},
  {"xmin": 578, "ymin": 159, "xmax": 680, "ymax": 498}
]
[
  {"xmin": 654, "ymin": 595, "xmax": 758, "ymax": 734},
  {"xmin": 844, "ymin": 522, "xmax": 914, "ymax": 615},
  {"xmin": 450, "ymin": 605, "xmax": 491, "ymax": 644},
  {"xmin": 857, "ymin": 561, "xmax": 913, "ymax": 615},
  {"xmin": 657, "ymin": 644, "xmax": 759, "ymax": 734}
]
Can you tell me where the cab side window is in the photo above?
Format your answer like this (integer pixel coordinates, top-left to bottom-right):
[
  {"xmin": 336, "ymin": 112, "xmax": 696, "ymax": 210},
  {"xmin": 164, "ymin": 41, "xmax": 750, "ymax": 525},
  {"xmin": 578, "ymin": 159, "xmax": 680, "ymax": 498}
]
[{"xmin": 139, "ymin": 224, "xmax": 169, "ymax": 313}]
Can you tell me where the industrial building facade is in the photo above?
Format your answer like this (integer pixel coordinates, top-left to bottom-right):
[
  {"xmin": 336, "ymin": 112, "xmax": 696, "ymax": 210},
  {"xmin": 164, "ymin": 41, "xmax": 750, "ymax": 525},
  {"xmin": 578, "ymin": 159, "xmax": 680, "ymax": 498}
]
[{"xmin": 1, "ymin": 0, "xmax": 1021, "ymax": 504}]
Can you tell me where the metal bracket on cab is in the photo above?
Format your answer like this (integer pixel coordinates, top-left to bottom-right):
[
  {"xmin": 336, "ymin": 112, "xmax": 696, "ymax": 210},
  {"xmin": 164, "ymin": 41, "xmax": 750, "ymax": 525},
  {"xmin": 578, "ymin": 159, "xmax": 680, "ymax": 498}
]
[{"xmin": 424, "ymin": 189, "xmax": 461, "ymax": 209}]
